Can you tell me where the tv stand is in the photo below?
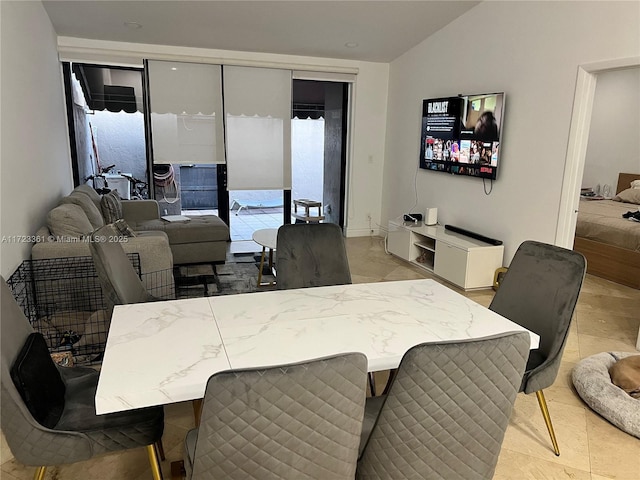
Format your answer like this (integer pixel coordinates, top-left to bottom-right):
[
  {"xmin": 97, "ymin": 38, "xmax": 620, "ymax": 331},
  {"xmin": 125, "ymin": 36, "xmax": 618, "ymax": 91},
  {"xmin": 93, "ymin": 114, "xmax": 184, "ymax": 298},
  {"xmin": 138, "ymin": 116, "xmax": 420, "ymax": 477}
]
[{"xmin": 387, "ymin": 220, "xmax": 504, "ymax": 290}]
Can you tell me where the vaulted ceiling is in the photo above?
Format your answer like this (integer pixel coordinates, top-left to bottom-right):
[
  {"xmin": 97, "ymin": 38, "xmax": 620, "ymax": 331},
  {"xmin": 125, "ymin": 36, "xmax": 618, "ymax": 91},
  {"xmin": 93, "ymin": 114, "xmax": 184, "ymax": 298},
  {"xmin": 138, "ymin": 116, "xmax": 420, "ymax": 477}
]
[{"xmin": 42, "ymin": 1, "xmax": 479, "ymax": 63}]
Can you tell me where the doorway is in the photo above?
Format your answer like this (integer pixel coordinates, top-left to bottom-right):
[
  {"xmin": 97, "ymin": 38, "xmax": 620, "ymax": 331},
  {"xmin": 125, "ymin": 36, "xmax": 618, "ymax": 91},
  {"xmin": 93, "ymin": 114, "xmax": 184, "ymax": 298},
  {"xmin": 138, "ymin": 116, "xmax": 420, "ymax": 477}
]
[
  {"xmin": 556, "ymin": 57, "xmax": 640, "ymax": 248},
  {"xmin": 63, "ymin": 63, "xmax": 148, "ymax": 196},
  {"xmin": 227, "ymin": 79, "xmax": 349, "ymax": 242},
  {"xmin": 291, "ymin": 79, "xmax": 348, "ymax": 226}
]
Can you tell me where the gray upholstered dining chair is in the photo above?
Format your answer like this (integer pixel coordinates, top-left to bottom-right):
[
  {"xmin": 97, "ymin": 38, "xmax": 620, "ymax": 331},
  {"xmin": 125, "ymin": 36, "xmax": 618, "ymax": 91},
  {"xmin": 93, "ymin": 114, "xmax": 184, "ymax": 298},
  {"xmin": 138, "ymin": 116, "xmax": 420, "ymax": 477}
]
[
  {"xmin": 276, "ymin": 223, "xmax": 351, "ymax": 290},
  {"xmin": 488, "ymin": 240, "xmax": 586, "ymax": 456},
  {"xmin": 89, "ymin": 224, "xmax": 156, "ymax": 307},
  {"xmin": 0, "ymin": 278, "xmax": 165, "ymax": 480},
  {"xmin": 273, "ymin": 223, "xmax": 372, "ymax": 391},
  {"xmin": 184, "ymin": 352, "xmax": 368, "ymax": 480},
  {"xmin": 356, "ymin": 332, "xmax": 530, "ymax": 480},
  {"xmin": 88, "ymin": 225, "xmax": 168, "ymax": 461}
]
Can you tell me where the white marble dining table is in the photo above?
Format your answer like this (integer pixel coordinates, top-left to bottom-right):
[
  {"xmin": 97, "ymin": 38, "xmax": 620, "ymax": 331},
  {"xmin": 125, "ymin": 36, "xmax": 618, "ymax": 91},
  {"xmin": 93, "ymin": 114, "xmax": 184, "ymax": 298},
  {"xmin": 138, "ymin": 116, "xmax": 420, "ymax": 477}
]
[{"xmin": 95, "ymin": 279, "xmax": 539, "ymax": 415}]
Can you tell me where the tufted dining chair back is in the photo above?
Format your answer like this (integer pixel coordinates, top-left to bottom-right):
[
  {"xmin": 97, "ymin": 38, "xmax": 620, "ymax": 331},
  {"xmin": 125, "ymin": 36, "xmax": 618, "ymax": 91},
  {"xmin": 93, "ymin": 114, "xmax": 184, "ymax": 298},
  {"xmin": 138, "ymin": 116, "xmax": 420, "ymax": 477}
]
[
  {"xmin": 184, "ymin": 352, "xmax": 368, "ymax": 479},
  {"xmin": 357, "ymin": 332, "xmax": 530, "ymax": 480}
]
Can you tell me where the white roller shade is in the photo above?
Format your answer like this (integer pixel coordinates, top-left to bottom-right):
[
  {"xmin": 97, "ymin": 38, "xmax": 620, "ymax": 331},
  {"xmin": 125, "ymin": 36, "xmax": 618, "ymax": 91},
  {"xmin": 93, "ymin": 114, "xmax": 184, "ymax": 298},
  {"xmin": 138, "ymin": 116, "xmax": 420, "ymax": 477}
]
[
  {"xmin": 147, "ymin": 60, "xmax": 225, "ymax": 165},
  {"xmin": 292, "ymin": 71, "xmax": 356, "ymax": 83},
  {"xmin": 224, "ymin": 66, "xmax": 292, "ymax": 190}
]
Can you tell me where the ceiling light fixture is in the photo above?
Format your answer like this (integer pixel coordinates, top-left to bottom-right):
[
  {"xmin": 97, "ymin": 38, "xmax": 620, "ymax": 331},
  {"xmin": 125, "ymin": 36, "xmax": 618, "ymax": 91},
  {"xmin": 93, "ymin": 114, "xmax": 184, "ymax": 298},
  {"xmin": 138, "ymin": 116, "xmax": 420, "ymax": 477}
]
[
  {"xmin": 344, "ymin": 42, "xmax": 359, "ymax": 48},
  {"xmin": 124, "ymin": 21, "xmax": 142, "ymax": 29}
]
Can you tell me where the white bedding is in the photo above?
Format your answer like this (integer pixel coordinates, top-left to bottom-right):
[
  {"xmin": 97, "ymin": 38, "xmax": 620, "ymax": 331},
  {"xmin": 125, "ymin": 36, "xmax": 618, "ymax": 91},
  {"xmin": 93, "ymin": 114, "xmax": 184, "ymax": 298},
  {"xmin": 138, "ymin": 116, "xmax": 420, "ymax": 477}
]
[{"xmin": 576, "ymin": 199, "xmax": 640, "ymax": 252}]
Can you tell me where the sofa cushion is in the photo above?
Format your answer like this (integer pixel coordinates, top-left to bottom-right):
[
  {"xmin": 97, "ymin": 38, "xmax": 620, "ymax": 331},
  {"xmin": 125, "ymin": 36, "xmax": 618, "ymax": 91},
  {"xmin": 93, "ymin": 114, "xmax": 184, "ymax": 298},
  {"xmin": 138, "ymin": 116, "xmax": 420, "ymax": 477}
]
[
  {"xmin": 73, "ymin": 184, "xmax": 103, "ymax": 212},
  {"xmin": 101, "ymin": 190, "xmax": 123, "ymax": 224},
  {"xmin": 10, "ymin": 332, "xmax": 66, "ymax": 429},
  {"xmin": 61, "ymin": 191, "xmax": 104, "ymax": 229},
  {"xmin": 135, "ymin": 215, "xmax": 230, "ymax": 245},
  {"xmin": 47, "ymin": 204, "xmax": 94, "ymax": 239}
]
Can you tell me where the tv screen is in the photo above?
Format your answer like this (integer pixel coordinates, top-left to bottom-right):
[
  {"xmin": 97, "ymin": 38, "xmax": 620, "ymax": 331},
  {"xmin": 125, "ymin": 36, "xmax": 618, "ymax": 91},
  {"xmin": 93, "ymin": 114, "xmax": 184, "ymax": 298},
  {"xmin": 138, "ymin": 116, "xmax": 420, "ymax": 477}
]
[{"xmin": 419, "ymin": 92, "xmax": 504, "ymax": 180}]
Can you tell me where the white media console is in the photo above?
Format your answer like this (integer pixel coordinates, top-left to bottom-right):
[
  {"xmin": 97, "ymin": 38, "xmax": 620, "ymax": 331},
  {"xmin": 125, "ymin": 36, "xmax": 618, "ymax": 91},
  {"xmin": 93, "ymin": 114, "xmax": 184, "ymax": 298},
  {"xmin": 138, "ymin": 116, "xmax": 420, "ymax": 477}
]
[{"xmin": 388, "ymin": 220, "xmax": 504, "ymax": 290}]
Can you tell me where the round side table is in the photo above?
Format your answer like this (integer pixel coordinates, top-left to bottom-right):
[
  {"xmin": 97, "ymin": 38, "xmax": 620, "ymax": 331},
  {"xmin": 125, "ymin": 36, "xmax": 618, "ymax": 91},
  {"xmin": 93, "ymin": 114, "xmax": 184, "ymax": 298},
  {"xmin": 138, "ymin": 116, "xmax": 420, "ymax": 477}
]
[{"xmin": 252, "ymin": 228, "xmax": 278, "ymax": 286}]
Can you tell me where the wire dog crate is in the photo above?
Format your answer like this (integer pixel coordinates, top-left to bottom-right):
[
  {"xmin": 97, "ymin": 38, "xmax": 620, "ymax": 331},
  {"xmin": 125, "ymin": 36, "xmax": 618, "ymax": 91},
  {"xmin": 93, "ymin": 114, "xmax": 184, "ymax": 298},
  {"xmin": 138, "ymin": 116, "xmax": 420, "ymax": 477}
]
[{"xmin": 6, "ymin": 255, "xmax": 175, "ymax": 365}]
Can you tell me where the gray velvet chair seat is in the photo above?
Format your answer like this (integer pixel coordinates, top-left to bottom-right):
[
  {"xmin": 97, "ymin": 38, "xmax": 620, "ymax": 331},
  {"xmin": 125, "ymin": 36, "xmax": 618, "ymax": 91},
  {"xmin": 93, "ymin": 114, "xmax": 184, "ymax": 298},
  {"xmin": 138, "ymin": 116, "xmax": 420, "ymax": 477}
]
[
  {"xmin": 55, "ymin": 367, "xmax": 163, "ymax": 449},
  {"xmin": 522, "ymin": 349, "xmax": 546, "ymax": 388}
]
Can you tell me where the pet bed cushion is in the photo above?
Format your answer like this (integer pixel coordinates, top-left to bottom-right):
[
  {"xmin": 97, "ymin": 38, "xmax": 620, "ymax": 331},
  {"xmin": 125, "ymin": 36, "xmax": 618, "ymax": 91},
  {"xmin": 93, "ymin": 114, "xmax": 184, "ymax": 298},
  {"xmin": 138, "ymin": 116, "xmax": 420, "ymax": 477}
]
[{"xmin": 572, "ymin": 351, "xmax": 640, "ymax": 438}]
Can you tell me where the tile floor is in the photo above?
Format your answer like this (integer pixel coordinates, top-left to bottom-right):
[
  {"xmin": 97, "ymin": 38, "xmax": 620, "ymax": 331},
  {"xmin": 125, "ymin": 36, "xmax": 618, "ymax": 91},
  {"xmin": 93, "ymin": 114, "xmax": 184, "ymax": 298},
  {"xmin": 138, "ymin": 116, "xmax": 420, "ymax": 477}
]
[{"xmin": 2, "ymin": 236, "xmax": 639, "ymax": 479}]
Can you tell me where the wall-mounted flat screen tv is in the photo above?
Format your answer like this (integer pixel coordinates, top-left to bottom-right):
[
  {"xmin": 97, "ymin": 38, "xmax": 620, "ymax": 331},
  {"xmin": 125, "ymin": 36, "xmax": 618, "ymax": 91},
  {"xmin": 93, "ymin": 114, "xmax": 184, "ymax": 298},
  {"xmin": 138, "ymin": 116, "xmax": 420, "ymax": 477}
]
[{"xmin": 419, "ymin": 92, "xmax": 504, "ymax": 180}]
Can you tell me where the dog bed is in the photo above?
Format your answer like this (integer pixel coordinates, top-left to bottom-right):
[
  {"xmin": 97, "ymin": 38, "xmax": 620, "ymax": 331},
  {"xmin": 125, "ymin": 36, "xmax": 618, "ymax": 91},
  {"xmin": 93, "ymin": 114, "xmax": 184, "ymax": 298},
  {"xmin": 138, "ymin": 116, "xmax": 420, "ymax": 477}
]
[{"xmin": 572, "ymin": 352, "xmax": 640, "ymax": 438}]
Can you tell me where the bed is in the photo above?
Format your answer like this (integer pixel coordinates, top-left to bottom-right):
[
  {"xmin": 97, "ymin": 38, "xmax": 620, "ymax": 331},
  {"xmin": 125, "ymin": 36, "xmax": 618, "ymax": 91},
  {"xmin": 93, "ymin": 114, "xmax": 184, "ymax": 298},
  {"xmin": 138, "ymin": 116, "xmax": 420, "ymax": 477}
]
[{"xmin": 573, "ymin": 172, "xmax": 640, "ymax": 289}]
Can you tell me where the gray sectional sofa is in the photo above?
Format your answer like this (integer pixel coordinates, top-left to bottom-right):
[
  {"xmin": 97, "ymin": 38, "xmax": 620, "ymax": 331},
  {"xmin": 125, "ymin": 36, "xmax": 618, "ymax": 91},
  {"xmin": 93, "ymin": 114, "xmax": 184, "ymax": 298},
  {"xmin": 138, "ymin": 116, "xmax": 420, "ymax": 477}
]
[{"xmin": 32, "ymin": 185, "xmax": 230, "ymax": 295}]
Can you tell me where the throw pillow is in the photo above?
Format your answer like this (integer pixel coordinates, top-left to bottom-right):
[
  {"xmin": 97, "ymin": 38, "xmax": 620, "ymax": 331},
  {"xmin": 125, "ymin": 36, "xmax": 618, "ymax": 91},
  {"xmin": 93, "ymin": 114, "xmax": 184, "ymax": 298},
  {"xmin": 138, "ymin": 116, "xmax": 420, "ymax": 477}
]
[
  {"xmin": 73, "ymin": 184, "xmax": 103, "ymax": 211},
  {"xmin": 101, "ymin": 190, "xmax": 123, "ymax": 224},
  {"xmin": 47, "ymin": 204, "xmax": 94, "ymax": 240},
  {"xmin": 112, "ymin": 219, "xmax": 137, "ymax": 237},
  {"xmin": 10, "ymin": 332, "xmax": 66, "ymax": 428},
  {"xmin": 613, "ymin": 188, "xmax": 640, "ymax": 205}
]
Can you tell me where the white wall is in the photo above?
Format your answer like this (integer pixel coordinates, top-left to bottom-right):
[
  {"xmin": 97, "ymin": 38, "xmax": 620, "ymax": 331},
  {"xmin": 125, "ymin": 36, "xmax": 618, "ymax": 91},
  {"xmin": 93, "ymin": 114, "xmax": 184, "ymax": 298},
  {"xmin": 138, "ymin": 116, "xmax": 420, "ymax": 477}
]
[
  {"xmin": 0, "ymin": 1, "xmax": 72, "ymax": 277},
  {"xmin": 346, "ymin": 61, "xmax": 389, "ymax": 236},
  {"xmin": 382, "ymin": 1, "xmax": 640, "ymax": 263},
  {"xmin": 582, "ymin": 67, "xmax": 640, "ymax": 194},
  {"xmin": 57, "ymin": 37, "xmax": 390, "ymax": 237},
  {"xmin": 90, "ymin": 111, "xmax": 147, "ymax": 180}
]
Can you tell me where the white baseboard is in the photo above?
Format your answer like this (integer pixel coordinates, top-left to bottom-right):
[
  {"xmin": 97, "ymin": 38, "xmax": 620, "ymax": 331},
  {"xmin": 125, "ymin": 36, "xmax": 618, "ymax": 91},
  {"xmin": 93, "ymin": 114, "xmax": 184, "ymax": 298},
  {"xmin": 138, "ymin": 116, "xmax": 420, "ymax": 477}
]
[{"xmin": 345, "ymin": 227, "xmax": 381, "ymax": 238}]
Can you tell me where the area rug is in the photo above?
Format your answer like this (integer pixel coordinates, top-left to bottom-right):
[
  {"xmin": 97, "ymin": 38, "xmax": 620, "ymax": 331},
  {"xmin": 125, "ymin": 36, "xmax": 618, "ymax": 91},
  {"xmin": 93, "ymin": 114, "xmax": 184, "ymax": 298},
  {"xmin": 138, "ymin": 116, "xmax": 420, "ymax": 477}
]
[{"xmin": 174, "ymin": 252, "xmax": 276, "ymax": 298}]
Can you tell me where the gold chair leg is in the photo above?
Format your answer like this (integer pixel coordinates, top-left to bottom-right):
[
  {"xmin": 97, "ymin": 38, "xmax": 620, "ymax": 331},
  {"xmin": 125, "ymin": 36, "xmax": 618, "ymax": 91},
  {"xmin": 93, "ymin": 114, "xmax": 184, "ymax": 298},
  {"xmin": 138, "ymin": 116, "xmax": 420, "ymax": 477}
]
[
  {"xmin": 147, "ymin": 444, "xmax": 164, "ymax": 480},
  {"xmin": 33, "ymin": 466, "xmax": 46, "ymax": 480},
  {"xmin": 535, "ymin": 390, "xmax": 560, "ymax": 456}
]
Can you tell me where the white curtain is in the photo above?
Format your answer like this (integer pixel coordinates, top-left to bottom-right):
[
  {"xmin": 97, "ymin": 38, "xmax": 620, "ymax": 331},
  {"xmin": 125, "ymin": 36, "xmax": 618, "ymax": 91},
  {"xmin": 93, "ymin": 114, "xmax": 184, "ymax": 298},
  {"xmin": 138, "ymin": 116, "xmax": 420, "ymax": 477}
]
[
  {"xmin": 147, "ymin": 60, "xmax": 224, "ymax": 165},
  {"xmin": 224, "ymin": 66, "xmax": 292, "ymax": 190}
]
